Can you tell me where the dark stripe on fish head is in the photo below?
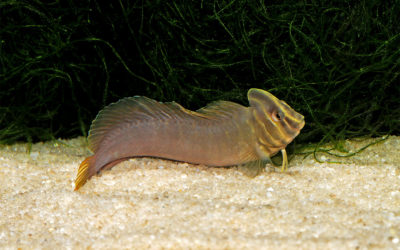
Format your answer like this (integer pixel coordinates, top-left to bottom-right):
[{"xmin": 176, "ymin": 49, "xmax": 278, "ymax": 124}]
[{"xmin": 247, "ymin": 88, "xmax": 305, "ymax": 158}]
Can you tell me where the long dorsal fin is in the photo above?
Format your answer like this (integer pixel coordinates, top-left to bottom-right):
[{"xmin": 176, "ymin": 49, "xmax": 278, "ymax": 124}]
[{"xmin": 87, "ymin": 97, "xmax": 248, "ymax": 153}]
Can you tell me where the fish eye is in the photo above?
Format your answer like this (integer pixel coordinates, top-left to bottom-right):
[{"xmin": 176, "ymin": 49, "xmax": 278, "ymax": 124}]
[{"xmin": 272, "ymin": 111, "xmax": 283, "ymax": 122}]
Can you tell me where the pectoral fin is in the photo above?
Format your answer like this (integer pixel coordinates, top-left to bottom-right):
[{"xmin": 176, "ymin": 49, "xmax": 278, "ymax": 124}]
[{"xmin": 237, "ymin": 159, "xmax": 268, "ymax": 177}]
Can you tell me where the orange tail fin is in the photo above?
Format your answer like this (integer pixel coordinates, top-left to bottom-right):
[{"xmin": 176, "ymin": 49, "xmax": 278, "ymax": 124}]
[{"xmin": 74, "ymin": 156, "xmax": 95, "ymax": 191}]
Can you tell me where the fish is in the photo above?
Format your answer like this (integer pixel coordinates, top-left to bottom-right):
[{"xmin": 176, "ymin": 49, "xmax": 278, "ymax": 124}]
[{"xmin": 74, "ymin": 88, "xmax": 305, "ymax": 190}]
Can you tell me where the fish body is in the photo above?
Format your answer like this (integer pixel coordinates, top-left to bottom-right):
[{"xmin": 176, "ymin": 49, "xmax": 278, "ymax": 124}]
[{"xmin": 75, "ymin": 88, "xmax": 305, "ymax": 190}]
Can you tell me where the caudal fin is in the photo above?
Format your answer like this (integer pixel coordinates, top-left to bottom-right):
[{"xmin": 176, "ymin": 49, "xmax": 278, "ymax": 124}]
[{"xmin": 74, "ymin": 156, "xmax": 95, "ymax": 191}]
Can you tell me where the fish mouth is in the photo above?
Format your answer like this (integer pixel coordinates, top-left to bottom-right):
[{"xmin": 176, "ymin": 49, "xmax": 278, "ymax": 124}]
[
  {"xmin": 290, "ymin": 116, "xmax": 305, "ymax": 132},
  {"xmin": 298, "ymin": 119, "xmax": 305, "ymax": 130},
  {"xmin": 280, "ymin": 118, "xmax": 305, "ymax": 149},
  {"xmin": 291, "ymin": 119, "xmax": 305, "ymax": 142}
]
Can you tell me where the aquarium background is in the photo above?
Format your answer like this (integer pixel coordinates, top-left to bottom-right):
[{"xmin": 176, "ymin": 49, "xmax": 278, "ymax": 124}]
[{"xmin": 1, "ymin": 0, "xmax": 399, "ymax": 146}]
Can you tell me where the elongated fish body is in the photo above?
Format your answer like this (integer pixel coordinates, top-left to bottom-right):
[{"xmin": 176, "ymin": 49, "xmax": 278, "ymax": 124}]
[{"xmin": 75, "ymin": 88, "xmax": 305, "ymax": 190}]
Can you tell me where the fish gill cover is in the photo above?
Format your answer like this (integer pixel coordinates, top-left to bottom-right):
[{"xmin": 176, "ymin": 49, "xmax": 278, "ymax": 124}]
[{"xmin": 1, "ymin": 0, "xmax": 399, "ymax": 154}]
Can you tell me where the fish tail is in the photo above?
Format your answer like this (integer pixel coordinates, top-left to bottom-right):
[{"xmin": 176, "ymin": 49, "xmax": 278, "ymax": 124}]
[{"xmin": 74, "ymin": 155, "xmax": 95, "ymax": 191}]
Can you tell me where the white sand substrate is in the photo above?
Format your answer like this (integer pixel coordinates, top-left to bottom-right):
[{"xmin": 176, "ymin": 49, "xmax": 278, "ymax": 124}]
[{"xmin": 0, "ymin": 136, "xmax": 399, "ymax": 249}]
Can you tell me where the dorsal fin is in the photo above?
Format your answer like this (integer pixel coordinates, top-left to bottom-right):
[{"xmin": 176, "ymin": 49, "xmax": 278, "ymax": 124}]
[
  {"xmin": 88, "ymin": 96, "xmax": 193, "ymax": 152},
  {"xmin": 196, "ymin": 100, "xmax": 247, "ymax": 119}
]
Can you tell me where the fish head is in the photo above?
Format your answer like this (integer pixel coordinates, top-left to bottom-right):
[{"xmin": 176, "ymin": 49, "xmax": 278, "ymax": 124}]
[{"xmin": 248, "ymin": 88, "xmax": 305, "ymax": 157}]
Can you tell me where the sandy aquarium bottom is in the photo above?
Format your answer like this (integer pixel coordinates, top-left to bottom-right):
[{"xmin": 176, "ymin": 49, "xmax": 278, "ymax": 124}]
[{"xmin": 0, "ymin": 136, "xmax": 399, "ymax": 249}]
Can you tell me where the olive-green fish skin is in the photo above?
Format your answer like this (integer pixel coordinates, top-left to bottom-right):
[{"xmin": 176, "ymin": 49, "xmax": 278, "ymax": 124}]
[{"xmin": 74, "ymin": 88, "xmax": 305, "ymax": 190}]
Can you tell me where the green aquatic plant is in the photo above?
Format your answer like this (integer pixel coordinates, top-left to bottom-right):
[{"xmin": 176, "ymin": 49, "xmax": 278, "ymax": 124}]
[{"xmin": 1, "ymin": 0, "xmax": 399, "ymax": 153}]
